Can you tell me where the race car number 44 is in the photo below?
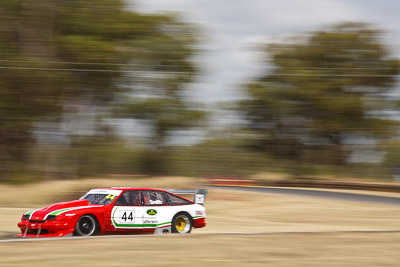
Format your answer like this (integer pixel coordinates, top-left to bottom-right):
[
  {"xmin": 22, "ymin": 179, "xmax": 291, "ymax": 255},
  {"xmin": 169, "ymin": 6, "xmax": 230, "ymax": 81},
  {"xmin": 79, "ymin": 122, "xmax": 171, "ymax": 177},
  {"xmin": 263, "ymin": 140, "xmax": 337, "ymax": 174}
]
[{"xmin": 117, "ymin": 209, "xmax": 135, "ymax": 224}]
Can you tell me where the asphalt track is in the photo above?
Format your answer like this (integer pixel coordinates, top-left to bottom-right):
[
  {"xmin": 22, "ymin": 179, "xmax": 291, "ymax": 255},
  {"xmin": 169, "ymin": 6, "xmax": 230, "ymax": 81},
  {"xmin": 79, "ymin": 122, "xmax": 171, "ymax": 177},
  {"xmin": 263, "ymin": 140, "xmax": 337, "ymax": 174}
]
[
  {"xmin": 215, "ymin": 185, "xmax": 400, "ymax": 206},
  {"xmin": 2, "ymin": 186, "xmax": 400, "ymax": 242}
]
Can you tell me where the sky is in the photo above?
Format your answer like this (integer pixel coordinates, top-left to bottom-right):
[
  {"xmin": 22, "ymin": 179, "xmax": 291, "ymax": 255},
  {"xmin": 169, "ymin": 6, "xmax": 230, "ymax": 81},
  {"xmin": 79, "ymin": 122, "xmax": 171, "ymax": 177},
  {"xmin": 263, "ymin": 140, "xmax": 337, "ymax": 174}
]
[{"xmin": 128, "ymin": 0, "xmax": 400, "ymax": 103}]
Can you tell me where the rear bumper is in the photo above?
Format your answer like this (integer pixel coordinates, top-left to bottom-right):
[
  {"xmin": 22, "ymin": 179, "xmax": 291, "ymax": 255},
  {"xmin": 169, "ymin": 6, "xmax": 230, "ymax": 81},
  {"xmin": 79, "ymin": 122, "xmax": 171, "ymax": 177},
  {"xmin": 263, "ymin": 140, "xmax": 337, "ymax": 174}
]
[
  {"xmin": 193, "ymin": 217, "xmax": 206, "ymax": 228},
  {"xmin": 17, "ymin": 220, "xmax": 74, "ymax": 237}
]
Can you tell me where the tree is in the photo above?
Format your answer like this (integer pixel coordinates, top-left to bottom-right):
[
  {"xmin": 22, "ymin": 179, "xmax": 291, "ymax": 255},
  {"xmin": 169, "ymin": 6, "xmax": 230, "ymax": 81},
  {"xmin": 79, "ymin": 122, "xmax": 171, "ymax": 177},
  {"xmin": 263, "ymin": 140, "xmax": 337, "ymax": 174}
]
[
  {"xmin": 116, "ymin": 98, "xmax": 205, "ymax": 149},
  {"xmin": 113, "ymin": 11, "xmax": 206, "ymax": 152},
  {"xmin": 0, "ymin": 0, "xmax": 65, "ymax": 176},
  {"xmin": 0, "ymin": 0, "xmax": 204, "ymax": 179},
  {"xmin": 239, "ymin": 23, "xmax": 400, "ymax": 164}
]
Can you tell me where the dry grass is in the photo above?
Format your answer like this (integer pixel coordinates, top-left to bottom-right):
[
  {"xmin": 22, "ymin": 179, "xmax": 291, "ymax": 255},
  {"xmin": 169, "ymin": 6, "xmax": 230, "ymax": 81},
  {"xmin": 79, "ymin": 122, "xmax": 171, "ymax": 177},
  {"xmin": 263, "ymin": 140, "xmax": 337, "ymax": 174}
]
[
  {"xmin": 249, "ymin": 172, "xmax": 293, "ymax": 181},
  {"xmin": 249, "ymin": 172, "xmax": 394, "ymax": 183},
  {"xmin": 2, "ymin": 179, "xmax": 400, "ymax": 266}
]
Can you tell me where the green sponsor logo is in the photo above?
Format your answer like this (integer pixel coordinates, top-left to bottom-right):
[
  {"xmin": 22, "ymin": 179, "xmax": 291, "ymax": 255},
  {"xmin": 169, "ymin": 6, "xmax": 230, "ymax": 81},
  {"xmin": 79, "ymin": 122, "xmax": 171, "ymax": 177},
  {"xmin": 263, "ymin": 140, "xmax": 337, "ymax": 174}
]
[{"xmin": 146, "ymin": 209, "xmax": 157, "ymax": 216}]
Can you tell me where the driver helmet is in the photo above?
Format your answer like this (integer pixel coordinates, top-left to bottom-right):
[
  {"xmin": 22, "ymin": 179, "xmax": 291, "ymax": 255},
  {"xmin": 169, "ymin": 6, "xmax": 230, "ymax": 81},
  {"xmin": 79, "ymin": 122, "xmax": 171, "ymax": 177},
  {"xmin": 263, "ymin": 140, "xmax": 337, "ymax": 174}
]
[{"xmin": 150, "ymin": 191, "xmax": 158, "ymax": 200}]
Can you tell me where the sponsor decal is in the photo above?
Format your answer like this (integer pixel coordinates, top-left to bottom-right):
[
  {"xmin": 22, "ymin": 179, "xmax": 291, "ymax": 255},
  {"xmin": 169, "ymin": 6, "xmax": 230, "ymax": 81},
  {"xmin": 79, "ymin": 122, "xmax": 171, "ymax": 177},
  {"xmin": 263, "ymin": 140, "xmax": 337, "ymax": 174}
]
[
  {"xmin": 143, "ymin": 220, "xmax": 158, "ymax": 224},
  {"xmin": 146, "ymin": 209, "xmax": 157, "ymax": 216},
  {"xmin": 86, "ymin": 189, "xmax": 122, "ymax": 196},
  {"xmin": 195, "ymin": 211, "xmax": 203, "ymax": 216},
  {"xmin": 195, "ymin": 194, "xmax": 205, "ymax": 204}
]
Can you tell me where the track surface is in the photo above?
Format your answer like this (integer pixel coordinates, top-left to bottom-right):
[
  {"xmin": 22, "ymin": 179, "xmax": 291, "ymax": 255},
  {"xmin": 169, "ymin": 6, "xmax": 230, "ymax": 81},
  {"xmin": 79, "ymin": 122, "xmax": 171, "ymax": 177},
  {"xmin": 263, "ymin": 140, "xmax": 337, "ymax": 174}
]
[
  {"xmin": 2, "ymin": 230, "xmax": 400, "ymax": 243},
  {"xmin": 216, "ymin": 186, "xmax": 400, "ymax": 206}
]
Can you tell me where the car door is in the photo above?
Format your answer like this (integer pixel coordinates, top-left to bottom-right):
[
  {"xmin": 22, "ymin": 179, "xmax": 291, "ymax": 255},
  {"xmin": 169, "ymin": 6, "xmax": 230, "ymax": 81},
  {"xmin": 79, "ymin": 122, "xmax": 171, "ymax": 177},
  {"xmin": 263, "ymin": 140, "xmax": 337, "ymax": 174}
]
[
  {"xmin": 142, "ymin": 190, "xmax": 171, "ymax": 230},
  {"xmin": 111, "ymin": 190, "xmax": 144, "ymax": 229}
]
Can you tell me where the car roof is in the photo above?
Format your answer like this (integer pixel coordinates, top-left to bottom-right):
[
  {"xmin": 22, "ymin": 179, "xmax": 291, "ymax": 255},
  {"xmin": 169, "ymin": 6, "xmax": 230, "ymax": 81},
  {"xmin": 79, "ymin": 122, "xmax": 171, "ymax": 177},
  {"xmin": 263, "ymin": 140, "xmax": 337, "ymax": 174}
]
[{"xmin": 95, "ymin": 187, "xmax": 168, "ymax": 191}]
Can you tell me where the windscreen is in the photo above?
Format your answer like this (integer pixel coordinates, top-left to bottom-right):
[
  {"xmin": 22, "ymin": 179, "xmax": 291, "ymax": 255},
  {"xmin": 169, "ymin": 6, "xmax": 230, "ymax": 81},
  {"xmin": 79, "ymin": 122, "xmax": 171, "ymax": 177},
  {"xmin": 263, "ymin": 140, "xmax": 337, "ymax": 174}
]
[{"xmin": 79, "ymin": 189, "xmax": 122, "ymax": 205}]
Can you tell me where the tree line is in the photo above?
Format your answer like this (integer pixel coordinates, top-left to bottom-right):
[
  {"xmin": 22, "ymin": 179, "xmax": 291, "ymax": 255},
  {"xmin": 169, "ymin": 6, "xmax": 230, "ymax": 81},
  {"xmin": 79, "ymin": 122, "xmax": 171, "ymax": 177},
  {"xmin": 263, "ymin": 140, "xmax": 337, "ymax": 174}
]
[{"xmin": 0, "ymin": 0, "xmax": 399, "ymax": 182}]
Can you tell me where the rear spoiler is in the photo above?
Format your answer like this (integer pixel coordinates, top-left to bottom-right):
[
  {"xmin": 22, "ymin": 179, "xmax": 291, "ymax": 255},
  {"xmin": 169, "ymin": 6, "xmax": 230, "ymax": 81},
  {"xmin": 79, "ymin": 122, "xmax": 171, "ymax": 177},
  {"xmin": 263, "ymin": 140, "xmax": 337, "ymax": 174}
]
[{"xmin": 165, "ymin": 189, "xmax": 208, "ymax": 205}]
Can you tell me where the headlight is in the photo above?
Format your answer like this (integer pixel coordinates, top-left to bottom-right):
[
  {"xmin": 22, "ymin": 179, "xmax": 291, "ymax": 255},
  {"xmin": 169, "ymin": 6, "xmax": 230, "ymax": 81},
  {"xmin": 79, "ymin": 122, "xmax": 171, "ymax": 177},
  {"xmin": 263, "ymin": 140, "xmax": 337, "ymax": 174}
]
[
  {"xmin": 22, "ymin": 214, "xmax": 30, "ymax": 220},
  {"xmin": 46, "ymin": 215, "xmax": 57, "ymax": 220}
]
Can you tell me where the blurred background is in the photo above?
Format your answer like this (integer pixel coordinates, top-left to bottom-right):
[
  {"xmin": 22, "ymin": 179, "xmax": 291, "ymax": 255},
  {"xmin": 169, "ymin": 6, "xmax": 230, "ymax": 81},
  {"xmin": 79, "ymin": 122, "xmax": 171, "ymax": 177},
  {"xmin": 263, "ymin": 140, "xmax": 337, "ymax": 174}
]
[{"xmin": 0, "ymin": 0, "xmax": 400, "ymax": 184}]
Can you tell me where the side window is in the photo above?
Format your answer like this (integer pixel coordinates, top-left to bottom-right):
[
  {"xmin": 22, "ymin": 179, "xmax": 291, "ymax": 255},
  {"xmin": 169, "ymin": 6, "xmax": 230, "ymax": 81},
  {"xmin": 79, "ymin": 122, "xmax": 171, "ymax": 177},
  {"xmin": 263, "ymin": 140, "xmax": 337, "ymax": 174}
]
[
  {"xmin": 167, "ymin": 193, "xmax": 192, "ymax": 205},
  {"xmin": 144, "ymin": 190, "xmax": 166, "ymax": 206},
  {"xmin": 114, "ymin": 191, "xmax": 141, "ymax": 206}
]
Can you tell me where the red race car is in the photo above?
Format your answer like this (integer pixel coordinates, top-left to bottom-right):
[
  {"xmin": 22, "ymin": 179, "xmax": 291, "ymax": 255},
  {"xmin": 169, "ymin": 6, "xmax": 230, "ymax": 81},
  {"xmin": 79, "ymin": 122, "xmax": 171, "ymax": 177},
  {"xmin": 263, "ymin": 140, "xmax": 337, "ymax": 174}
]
[{"xmin": 17, "ymin": 188, "xmax": 207, "ymax": 237}]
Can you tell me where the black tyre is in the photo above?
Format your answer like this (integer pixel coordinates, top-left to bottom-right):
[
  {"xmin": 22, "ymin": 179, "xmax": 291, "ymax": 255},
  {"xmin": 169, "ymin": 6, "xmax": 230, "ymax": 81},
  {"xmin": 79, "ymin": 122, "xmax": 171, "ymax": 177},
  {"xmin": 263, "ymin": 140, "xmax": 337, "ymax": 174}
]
[
  {"xmin": 171, "ymin": 213, "xmax": 192, "ymax": 234},
  {"xmin": 74, "ymin": 215, "xmax": 97, "ymax": 236}
]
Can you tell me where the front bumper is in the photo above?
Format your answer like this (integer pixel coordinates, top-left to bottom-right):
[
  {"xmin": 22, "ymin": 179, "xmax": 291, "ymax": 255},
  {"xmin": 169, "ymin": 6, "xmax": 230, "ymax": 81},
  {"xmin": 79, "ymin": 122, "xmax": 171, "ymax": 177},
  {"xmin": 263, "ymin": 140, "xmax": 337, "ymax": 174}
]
[{"xmin": 17, "ymin": 220, "xmax": 74, "ymax": 237}]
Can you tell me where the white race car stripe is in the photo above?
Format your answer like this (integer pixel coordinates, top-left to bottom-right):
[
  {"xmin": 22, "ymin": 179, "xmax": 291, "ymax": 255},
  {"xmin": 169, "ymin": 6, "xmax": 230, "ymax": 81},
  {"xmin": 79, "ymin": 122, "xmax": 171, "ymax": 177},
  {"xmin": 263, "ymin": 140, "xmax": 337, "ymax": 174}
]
[{"xmin": 24, "ymin": 208, "xmax": 43, "ymax": 220}]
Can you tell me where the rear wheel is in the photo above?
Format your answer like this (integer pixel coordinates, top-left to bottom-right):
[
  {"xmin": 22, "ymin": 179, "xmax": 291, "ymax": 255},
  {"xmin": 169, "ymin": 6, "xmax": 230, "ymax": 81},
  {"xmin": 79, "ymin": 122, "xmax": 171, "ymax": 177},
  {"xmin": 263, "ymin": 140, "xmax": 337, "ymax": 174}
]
[
  {"xmin": 74, "ymin": 215, "xmax": 97, "ymax": 236},
  {"xmin": 171, "ymin": 213, "xmax": 192, "ymax": 234}
]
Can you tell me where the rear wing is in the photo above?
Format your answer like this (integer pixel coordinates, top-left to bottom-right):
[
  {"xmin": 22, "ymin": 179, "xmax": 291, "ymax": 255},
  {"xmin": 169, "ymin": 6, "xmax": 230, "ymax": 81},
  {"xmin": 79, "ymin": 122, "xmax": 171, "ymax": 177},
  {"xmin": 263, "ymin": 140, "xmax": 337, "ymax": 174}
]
[{"xmin": 165, "ymin": 189, "xmax": 208, "ymax": 205}]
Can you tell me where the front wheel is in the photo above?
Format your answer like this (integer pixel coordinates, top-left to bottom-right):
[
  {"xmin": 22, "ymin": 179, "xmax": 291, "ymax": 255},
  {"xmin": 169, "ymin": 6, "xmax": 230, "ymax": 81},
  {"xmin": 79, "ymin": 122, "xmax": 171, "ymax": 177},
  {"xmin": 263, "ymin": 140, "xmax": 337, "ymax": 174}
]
[
  {"xmin": 74, "ymin": 215, "xmax": 97, "ymax": 236},
  {"xmin": 171, "ymin": 213, "xmax": 192, "ymax": 234}
]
